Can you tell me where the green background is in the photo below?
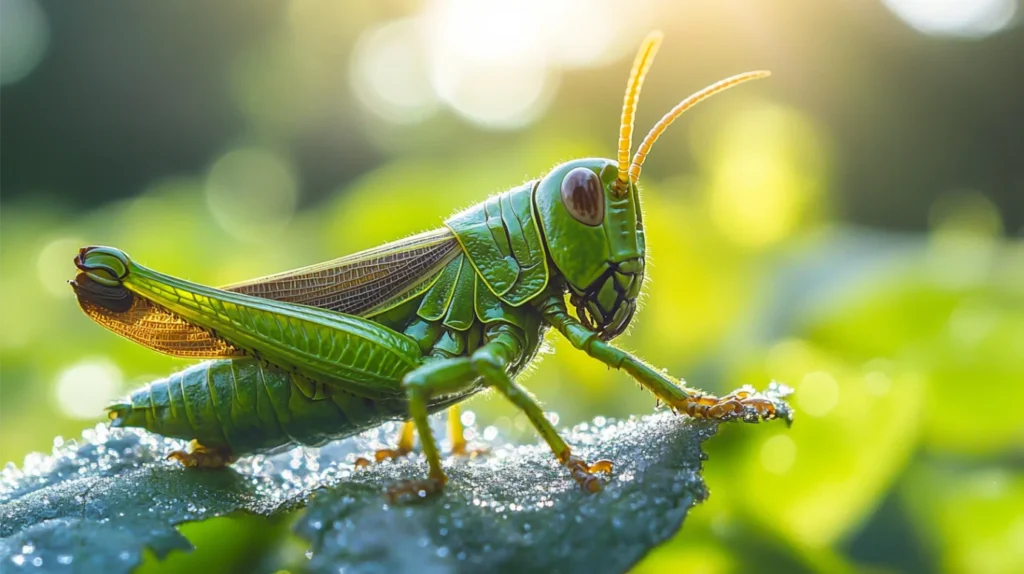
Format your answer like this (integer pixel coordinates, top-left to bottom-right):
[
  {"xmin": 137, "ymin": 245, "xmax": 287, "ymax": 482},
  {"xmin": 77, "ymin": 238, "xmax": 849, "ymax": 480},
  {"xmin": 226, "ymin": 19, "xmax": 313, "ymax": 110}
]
[{"xmin": 1, "ymin": 1, "xmax": 1021, "ymax": 572}]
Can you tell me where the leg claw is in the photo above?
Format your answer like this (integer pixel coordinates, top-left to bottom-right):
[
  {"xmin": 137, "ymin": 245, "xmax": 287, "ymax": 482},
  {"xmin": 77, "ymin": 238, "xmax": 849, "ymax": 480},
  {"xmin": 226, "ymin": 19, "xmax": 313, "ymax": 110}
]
[
  {"xmin": 353, "ymin": 445, "xmax": 413, "ymax": 470},
  {"xmin": 375, "ymin": 447, "xmax": 412, "ymax": 462},
  {"xmin": 679, "ymin": 387, "xmax": 782, "ymax": 423},
  {"xmin": 565, "ymin": 455, "xmax": 614, "ymax": 493}
]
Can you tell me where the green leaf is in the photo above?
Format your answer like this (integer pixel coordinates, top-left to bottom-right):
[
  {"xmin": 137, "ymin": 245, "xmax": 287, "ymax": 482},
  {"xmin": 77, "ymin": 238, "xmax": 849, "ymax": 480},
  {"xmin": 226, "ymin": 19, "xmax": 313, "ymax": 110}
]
[
  {"xmin": 1, "ymin": 401, "xmax": 792, "ymax": 573},
  {"xmin": 295, "ymin": 412, "xmax": 722, "ymax": 574},
  {"xmin": 0, "ymin": 426, "xmax": 310, "ymax": 573}
]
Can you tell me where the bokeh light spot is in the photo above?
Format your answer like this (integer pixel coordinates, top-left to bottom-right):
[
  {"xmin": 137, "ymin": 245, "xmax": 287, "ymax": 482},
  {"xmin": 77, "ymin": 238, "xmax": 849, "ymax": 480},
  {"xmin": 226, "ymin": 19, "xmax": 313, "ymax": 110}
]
[
  {"xmin": 351, "ymin": 19, "xmax": 439, "ymax": 125},
  {"xmin": 797, "ymin": 371, "xmax": 840, "ymax": 417},
  {"xmin": 36, "ymin": 237, "xmax": 83, "ymax": 298},
  {"xmin": 425, "ymin": 0, "xmax": 555, "ymax": 129},
  {"xmin": 863, "ymin": 371, "xmax": 892, "ymax": 397},
  {"xmin": 948, "ymin": 299, "xmax": 999, "ymax": 348},
  {"xmin": 53, "ymin": 359, "xmax": 123, "ymax": 420},
  {"xmin": 0, "ymin": 0, "xmax": 50, "ymax": 86},
  {"xmin": 882, "ymin": 0, "xmax": 1017, "ymax": 39},
  {"xmin": 205, "ymin": 147, "xmax": 298, "ymax": 243},
  {"xmin": 760, "ymin": 433, "xmax": 797, "ymax": 475}
]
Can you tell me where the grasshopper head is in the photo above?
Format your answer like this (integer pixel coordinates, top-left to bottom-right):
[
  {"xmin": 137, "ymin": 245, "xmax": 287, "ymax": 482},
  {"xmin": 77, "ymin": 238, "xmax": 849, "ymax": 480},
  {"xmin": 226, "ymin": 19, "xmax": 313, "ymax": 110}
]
[
  {"xmin": 535, "ymin": 32, "xmax": 769, "ymax": 340},
  {"xmin": 535, "ymin": 158, "xmax": 644, "ymax": 340}
]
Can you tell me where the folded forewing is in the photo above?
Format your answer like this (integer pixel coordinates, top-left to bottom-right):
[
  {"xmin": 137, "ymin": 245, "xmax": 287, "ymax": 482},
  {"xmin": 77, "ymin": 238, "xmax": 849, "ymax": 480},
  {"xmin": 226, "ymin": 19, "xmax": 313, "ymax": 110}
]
[{"xmin": 223, "ymin": 228, "xmax": 460, "ymax": 316}]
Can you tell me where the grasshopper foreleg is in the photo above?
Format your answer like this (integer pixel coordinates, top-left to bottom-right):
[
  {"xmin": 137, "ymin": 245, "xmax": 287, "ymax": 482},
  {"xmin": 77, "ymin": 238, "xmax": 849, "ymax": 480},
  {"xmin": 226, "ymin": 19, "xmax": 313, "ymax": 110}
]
[{"xmin": 539, "ymin": 296, "xmax": 787, "ymax": 424}]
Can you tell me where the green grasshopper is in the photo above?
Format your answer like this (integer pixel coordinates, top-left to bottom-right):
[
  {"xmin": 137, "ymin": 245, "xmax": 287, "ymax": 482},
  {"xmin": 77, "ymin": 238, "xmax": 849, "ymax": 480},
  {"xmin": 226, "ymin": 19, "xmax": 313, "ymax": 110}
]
[{"xmin": 70, "ymin": 32, "xmax": 790, "ymax": 500}]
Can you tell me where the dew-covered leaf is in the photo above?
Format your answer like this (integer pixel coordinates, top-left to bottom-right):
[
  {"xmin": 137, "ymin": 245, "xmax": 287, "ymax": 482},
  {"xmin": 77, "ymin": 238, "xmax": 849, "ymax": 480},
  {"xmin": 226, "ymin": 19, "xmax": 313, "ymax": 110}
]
[
  {"xmin": 1, "ymin": 395, "xmax": 793, "ymax": 574},
  {"xmin": 0, "ymin": 426, "xmax": 318, "ymax": 573},
  {"xmin": 295, "ymin": 412, "xmax": 723, "ymax": 574}
]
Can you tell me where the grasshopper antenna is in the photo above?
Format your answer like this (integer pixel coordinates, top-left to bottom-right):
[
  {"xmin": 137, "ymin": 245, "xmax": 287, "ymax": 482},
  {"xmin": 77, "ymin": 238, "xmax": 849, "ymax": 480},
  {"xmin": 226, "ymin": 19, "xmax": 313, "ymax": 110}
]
[
  {"xmin": 629, "ymin": 70, "xmax": 771, "ymax": 184},
  {"xmin": 613, "ymin": 31, "xmax": 663, "ymax": 197}
]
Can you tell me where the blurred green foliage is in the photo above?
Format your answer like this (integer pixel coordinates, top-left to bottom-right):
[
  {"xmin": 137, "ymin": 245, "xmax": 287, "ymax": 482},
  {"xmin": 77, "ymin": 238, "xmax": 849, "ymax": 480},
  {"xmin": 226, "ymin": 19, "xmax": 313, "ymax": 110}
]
[{"xmin": 1, "ymin": 1, "xmax": 1022, "ymax": 573}]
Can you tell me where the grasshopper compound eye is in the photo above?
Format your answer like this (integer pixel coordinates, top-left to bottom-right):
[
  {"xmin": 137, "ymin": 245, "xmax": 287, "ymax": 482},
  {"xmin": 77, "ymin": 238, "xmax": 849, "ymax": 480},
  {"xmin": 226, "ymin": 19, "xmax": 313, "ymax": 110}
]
[
  {"xmin": 561, "ymin": 168, "xmax": 604, "ymax": 226},
  {"xmin": 74, "ymin": 246, "xmax": 131, "ymax": 287}
]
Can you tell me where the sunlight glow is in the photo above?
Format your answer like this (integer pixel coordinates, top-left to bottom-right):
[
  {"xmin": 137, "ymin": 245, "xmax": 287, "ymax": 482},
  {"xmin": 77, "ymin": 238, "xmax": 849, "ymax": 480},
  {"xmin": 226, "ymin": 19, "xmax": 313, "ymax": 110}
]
[
  {"xmin": 425, "ymin": 0, "xmax": 554, "ymax": 128},
  {"xmin": 882, "ymin": 0, "xmax": 1017, "ymax": 38},
  {"xmin": 349, "ymin": 0, "xmax": 653, "ymax": 129}
]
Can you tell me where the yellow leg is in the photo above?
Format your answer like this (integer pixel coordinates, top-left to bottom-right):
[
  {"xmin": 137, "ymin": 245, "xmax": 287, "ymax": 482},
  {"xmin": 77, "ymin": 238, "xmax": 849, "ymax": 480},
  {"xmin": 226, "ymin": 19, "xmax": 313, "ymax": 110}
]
[
  {"xmin": 447, "ymin": 404, "xmax": 489, "ymax": 458},
  {"xmin": 448, "ymin": 404, "xmax": 467, "ymax": 455},
  {"xmin": 376, "ymin": 421, "xmax": 416, "ymax": 461},
  {"xmin": 167, "ymin": 440, "xmax": 233, "ymax": 469}
]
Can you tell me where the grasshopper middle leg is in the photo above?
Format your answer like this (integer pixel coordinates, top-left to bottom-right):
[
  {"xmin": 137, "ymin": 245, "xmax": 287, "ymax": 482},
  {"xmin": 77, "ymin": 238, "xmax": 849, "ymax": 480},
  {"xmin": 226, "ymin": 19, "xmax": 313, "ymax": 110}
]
[{"xmin": 388, "ymin": 327, "xmax": 611, "ymax": 502}]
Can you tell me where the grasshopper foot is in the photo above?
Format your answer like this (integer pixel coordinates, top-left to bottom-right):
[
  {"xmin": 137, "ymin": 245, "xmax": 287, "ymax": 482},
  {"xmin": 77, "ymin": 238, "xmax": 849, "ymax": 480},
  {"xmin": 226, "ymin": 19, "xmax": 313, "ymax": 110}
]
[
  {"xmin": 167, "ymin": 440, "xmax": 233, "ymax": 469},
  {"xmin": 385, "ymin": 475, "xmax": 446, "ymax": 504},
  {"xmin": 565, "ymin": 455, "xmax": 614, "ymax": 493},
  {"xmin": 678, "ymin": 383, "xmax": 794, "ymax": 425},
  {"xmin": 355, "ymin": 421, "xmax": 416, "ymax": 468},
  {"xmin": 353, "ymin": 446, "xmax": 412, "ymax": 469}
]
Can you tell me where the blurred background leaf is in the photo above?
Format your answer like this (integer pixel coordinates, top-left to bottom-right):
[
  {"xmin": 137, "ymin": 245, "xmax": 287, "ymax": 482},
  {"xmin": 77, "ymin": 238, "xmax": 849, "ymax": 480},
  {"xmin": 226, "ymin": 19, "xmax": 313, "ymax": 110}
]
[{"xmin": 2, "ymin": 0, "xmax": 1022, "ymax": 572}]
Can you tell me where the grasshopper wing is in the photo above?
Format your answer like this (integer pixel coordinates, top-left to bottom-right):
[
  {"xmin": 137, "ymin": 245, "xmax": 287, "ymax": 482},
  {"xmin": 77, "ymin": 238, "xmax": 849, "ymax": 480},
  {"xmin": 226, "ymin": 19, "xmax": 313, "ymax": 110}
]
[
  {"xmin": 72, "ymin": 229, "xmax": 460, "ymax": 360},
  {"xmin": 224, "ymin": 228, "xmax": 460, "ymax": 317}
]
